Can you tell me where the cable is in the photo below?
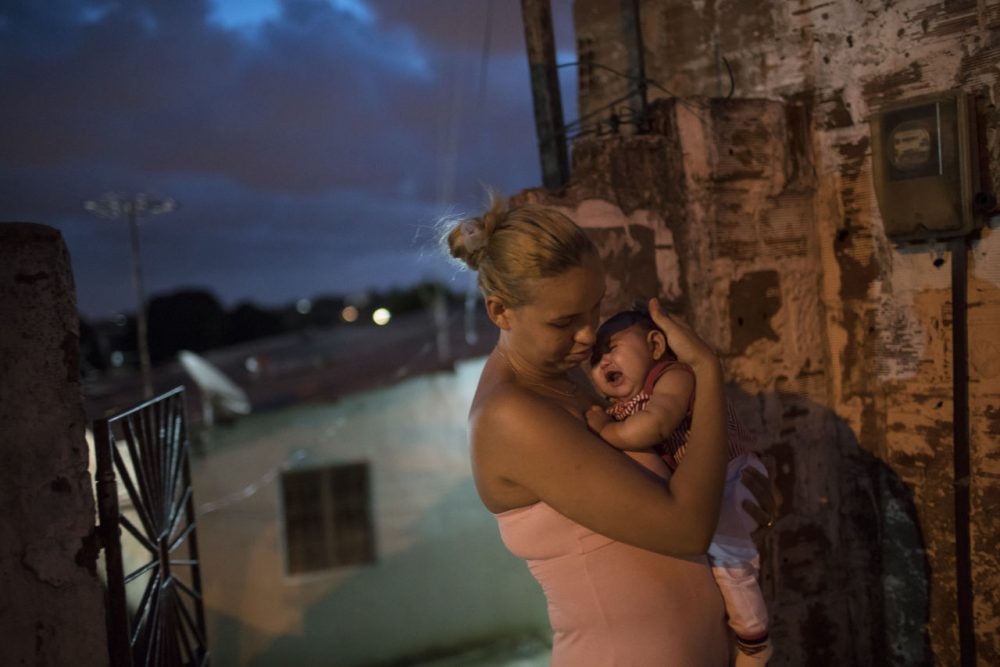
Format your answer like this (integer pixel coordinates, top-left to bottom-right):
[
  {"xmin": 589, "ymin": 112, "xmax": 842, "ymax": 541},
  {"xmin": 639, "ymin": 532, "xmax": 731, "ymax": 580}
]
[
  {"xmin": 558, "ymin": 59, "xmax": 711, "ymax": 114},
  {"xmin": 723, "ymin": 56, "xmax": 735, "ymax": 99},
  {"xmin": 477, "ymin": 0, "xmax": 493, "ymax": 107}
]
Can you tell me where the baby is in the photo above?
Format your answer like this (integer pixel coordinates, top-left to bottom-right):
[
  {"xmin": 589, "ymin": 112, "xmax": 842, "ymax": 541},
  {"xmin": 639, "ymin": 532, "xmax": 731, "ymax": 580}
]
[{"xmin": 586, "ymin": 306, "xmax": 774, "ymax": 666}]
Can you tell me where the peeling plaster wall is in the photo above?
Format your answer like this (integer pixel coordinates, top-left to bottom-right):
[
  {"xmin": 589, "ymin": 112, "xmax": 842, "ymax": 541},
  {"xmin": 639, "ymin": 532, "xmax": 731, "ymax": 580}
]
[
  {"xmin": 0, "ymin": 224, "xmax": 107, "ymax": 666},
  {"xmin": 519, "ymin": 97, "xmax": 897, "ymax": 664},
  {"xmin": 528, "ymin": 0, "xmax": 1000, "ymax": 663}
]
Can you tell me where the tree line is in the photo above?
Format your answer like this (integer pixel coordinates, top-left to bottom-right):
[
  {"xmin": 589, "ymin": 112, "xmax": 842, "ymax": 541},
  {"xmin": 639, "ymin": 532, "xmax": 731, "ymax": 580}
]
[{"xmin": 79, "ymin": 282, "xmax": 468, "ymax": 375}]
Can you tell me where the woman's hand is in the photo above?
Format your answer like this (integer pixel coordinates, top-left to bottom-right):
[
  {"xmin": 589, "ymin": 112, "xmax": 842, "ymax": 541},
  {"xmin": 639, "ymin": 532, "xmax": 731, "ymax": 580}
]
[
  {"xmin": 647, "ymin": 299, "xmax": 719, "ymax": 370},
  {"xmin": 740, "ymin": 455, "xmax": 782, "ymax": 538}
]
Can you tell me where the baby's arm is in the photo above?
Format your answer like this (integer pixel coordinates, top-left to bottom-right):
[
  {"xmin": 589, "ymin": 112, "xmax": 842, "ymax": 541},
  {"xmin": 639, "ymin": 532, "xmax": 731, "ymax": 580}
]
[{"xmin": 592, "ymin": 367, "xmax": 694, "ymax": 451}]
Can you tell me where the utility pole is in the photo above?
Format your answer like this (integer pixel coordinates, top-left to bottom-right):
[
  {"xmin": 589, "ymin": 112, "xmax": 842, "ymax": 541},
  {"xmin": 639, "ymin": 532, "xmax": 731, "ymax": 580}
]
[
  {"xmin": 521, "ymin": 0, "xmax": 568, "ymax": 190},
  {"xmin": 84, "ymin": 193, "xmax": 175, "ymax": 399},
  {"xmin": 621, "ymin": 0, "xmax": 649, "ymax": 133}
]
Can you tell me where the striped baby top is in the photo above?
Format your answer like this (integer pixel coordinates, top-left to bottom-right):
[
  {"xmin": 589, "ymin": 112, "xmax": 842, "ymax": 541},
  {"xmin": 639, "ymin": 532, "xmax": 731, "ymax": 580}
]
[{"xmin": 606, "ymin": 360, "xmax": 754, "ymax": 469}]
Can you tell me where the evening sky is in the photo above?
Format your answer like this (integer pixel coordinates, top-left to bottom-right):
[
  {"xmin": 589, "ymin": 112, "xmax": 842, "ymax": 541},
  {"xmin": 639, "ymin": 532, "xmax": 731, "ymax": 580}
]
[{"xmin": 1, "ymin": 0, "xmax": 575, "ymax": 317}]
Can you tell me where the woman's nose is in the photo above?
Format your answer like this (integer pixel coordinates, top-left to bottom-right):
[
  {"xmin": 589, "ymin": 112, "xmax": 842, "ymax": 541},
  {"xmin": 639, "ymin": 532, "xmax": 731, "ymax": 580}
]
[{"xmin": 576, "ymin": 323, "xmax": 597, "ymax": 346}]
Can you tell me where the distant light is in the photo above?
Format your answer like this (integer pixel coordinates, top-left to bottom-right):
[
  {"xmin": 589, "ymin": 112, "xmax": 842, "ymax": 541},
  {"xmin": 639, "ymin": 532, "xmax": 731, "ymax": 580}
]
[
  {"xmin": 296, "ymin": 298, "xmax": 312, "ymax": 315},
  {"xmin": 341, "ymin": 305, "xmax": 359, "ymax": 323},
  {"xmin": 244, "ymin": 356, "xmax": 260, "ymax": 374},
  {"xmin": 372, "ymin": 307, "xmax": 391, "ymax": 326},
  {"xmin": 111, "ymin": 351, "xmax": 124, "ymax": 367}
]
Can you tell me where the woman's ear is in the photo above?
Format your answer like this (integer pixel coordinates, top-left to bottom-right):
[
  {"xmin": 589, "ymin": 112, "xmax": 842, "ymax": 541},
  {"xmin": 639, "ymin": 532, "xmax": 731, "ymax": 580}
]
[
  {"xmin": 647, "ymin": 329, "xmax": 668, "ymax": 361},
  {"xmin": 486, "ymin": 295, "xmax": 514, "ymax": 330}
]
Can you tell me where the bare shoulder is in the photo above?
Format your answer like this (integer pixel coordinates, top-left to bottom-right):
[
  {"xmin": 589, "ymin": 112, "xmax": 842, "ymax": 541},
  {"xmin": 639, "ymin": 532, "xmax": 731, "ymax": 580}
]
[
  {"xmin": 467, "ymin": 374, "xmax": 563, "ymax": 511},
  {"xmin": 472, "ymin": 379, "xmax": 554, "ymax": 426},
  {"xmin": 472, "ymin": 380, "xmax": 634, "ymax": 488},
  {"xmin": 470, "ymin": 380, "xmax": 568, "ymax": 465}
]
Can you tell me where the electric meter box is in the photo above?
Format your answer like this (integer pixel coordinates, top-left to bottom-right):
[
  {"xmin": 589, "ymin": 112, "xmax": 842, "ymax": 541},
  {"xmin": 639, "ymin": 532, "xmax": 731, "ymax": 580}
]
[{"xmin": 870, "ymin": 91, "xmax": 980, "ymax": 242}]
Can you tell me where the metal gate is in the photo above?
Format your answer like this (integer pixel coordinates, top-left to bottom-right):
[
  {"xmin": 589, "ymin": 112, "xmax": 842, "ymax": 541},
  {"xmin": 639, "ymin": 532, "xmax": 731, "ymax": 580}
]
[{"xmin": 94, "ymin": 386, "xmax": 209, "ymax": 667}]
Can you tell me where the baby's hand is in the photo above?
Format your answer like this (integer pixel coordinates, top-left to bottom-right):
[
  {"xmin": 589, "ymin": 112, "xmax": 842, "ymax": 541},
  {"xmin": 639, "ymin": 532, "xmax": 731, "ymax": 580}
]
[{"xmin": 586, "ymin": 405, "xmax": 611, "ymax": 433}]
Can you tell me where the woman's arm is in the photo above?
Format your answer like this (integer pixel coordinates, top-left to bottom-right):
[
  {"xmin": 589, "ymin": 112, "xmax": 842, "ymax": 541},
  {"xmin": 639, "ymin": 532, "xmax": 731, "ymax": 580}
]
[
  {"xmin": 644, "ymin": 300, "xmax": 728, "ymax": 548},
  {"xmin": 472, "ymin": 301, "xmax": 728, "ymax": 557}
]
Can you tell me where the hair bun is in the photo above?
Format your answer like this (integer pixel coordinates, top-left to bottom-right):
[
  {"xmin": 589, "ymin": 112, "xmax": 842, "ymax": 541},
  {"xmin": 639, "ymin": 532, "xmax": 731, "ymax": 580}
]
[
  {"xmin": 448, "ymin": 215, "xmax": 489, "ymax": 270},
  {"xmin": 443, "ymin": 190, "xmax": 595, "ymax": 305},
  {"xmin": 448, "ymin": 191, "xmax": 508, "ymax": 270},
  {"xmin": 460, "ymin": 219, "xmax": 486, "ymax": 254}
]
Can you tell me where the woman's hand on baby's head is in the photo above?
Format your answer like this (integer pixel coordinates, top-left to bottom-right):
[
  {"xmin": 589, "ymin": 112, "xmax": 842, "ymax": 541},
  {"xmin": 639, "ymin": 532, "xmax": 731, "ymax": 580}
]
[
  {"xmin": 647, "ymin": 299, "xmax": 718, "ymax": 370},
  {"xmin": 585, "ymin": 405, "xmax": 610, "ymax": 433}
]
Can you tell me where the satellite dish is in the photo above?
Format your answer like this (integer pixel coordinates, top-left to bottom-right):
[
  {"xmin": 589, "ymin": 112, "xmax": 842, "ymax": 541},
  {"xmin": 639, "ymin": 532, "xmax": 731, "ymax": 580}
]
[{"xmin": 178, "ymin": 350, "xmax": 251, "ymax": 425}]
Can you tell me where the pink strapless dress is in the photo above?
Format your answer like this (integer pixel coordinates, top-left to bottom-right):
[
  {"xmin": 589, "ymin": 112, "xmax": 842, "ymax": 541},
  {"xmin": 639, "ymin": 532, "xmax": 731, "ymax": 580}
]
[{"xmin": 495, "ymin": 454, "xmax": 729, "ymax": 667}]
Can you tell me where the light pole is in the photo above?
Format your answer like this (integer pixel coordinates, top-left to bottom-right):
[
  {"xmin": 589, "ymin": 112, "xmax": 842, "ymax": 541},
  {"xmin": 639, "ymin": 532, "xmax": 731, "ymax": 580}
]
[{"xmin": 84, "ymin": 193, "xmax": 175, "ymax": 399}]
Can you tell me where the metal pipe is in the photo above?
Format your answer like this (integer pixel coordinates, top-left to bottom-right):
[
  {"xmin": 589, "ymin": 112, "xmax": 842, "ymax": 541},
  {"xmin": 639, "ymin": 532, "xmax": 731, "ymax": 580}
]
[
  {"xmin": 621, "ymin": 0, "xmax": 648, "ymax": 132},
  {"xmin": 950, "ymin": 237, "xmax": 975, "ymax": 666},
  {"xmin": 84, "ymin": 193, "xmax": 174, "ymax": 399},
  {"xmin": 126, "ymin": 204, "xmax": 154, "ymax": 399}
]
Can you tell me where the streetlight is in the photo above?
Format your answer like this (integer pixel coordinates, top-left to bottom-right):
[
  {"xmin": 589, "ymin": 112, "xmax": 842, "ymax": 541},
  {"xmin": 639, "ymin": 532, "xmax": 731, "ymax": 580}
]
[{"xmin": 84, "ymin": 193, "xmax": 175, "ymax": 399}]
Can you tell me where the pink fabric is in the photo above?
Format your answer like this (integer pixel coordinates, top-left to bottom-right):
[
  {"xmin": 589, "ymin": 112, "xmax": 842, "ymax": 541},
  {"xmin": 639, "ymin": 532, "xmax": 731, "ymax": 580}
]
[{"xmin": 495, "ymin": 453, "xmax": 729, "ymax": 666}]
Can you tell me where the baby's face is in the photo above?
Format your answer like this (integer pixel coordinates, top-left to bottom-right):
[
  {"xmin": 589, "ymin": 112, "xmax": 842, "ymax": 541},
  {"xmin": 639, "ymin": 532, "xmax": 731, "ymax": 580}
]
[{"xmin": 590, "ymin": 325, "xmax": 657, "ymax": 401}]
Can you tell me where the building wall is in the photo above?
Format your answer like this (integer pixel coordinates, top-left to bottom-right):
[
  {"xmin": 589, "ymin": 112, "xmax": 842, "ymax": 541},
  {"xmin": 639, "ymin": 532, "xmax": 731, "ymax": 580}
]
[
  {"xmin": 0, "ymin": 224, "xmax": 107, "ymax": 666},
  {"xmin": 516, "ymin": 1, "xmax": 1000, "ymax": 663},
  {"xmin": 189, "ymin": 358, "xmax": 549, "ymax": 666}
]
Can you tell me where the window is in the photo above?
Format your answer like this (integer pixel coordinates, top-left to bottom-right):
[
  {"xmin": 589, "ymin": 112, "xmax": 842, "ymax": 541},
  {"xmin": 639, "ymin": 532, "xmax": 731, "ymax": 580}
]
[{"xmin": 281, "ymin": 462, "xmax": 375, "ymax": 574}]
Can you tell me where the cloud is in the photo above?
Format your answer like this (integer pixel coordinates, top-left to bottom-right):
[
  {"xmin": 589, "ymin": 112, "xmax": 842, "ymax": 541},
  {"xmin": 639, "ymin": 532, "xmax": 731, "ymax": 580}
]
[
  {"xmin": 1, "ymin": 1, "xmax": 438, "ymax": 191},
  {"xmin": 374, "ymin": 0, "xmax": 576, "ymax": 57},
  {"xmin": 0, "ymin": 0, "xmax": 576, "ymax": 315}
]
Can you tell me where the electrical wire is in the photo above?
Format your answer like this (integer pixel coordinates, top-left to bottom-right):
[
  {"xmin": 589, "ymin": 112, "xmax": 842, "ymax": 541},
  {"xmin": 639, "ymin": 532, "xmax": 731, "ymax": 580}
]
[
  {"xmin": 723, "ymin": 57, "xmax": 735, "ymax": 99},
  {"xmin": 548, "ymin": 58, "xmax": 728, "ymax": 143}
]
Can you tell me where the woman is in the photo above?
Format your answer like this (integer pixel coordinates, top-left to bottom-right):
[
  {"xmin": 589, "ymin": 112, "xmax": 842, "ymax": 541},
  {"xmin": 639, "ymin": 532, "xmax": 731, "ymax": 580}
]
[{"xmin": 447, "ymin": 196, "xmax": 777, "ymax": 665}]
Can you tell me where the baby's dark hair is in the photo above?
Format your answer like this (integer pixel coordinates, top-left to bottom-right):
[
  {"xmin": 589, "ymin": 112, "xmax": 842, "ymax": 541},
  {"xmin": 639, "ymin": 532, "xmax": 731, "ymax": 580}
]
[{"xmin": 591, "ymin": 302, "xmax": 676, "ymax": 366}]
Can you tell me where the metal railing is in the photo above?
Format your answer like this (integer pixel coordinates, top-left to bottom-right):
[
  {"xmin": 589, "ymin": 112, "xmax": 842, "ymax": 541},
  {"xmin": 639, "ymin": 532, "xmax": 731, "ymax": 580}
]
[{"xmin": 94, "ymin": 386, "xmax": 209, "ymax": 667}]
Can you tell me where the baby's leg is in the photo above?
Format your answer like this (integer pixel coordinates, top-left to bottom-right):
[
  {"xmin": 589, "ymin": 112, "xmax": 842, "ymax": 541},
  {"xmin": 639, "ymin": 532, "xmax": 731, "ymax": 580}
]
[
  {"xmin": 711, "ymin": 563, "xmax": 772, "ymax": 665},
  {"xmin": 709, "ymin": 454, "xmax": 772, "ymax": 664},
  {"xmin": 713, "ymin": 452, "xmax": 768, "ymax": 543}
]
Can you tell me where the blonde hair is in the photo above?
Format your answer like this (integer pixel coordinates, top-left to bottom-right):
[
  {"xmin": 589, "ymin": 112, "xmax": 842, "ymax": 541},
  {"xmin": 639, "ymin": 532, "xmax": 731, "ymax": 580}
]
[{"xmin": 447, "ymin": 193, "xmax": 596, "ymax": 306}]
